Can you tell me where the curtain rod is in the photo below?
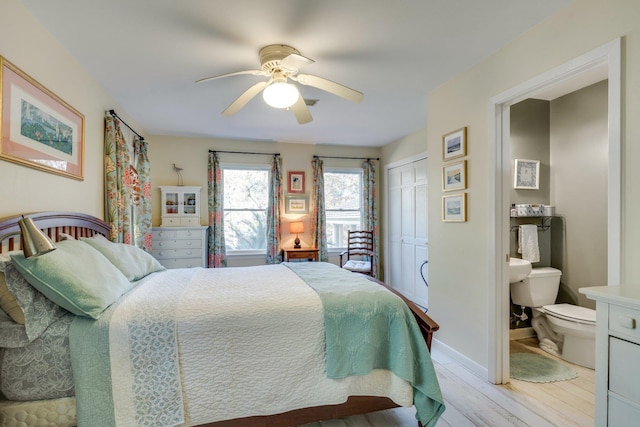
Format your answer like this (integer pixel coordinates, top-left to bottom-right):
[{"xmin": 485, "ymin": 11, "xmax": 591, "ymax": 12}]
[
  {"xmin": 209, "ymin": 150, "xmax": 280, "ymax": 156},
  {"xmin": 108, "ymin": 109, "xmax": 144, "ymax": 141},
  {"xmin": 313, "ymin": 155, "xmax": 379, "ymax": 161}
]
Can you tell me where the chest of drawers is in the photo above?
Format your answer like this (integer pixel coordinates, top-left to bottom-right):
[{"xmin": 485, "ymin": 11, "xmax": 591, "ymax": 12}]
[{"xmin": 152, "ymin": 226, "xmax": 208, "ymax": 268}]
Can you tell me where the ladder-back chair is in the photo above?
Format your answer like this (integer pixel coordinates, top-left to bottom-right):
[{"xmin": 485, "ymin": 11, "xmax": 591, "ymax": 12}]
[{"xmin": 339, "ymin": 230, "xmax": 375, "ymax": 276}]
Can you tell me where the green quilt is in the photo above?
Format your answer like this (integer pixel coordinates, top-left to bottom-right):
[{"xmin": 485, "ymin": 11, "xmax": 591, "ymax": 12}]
[{"xmin": 285, "ymin": 262, "xmax": 445, "ymax": 427}]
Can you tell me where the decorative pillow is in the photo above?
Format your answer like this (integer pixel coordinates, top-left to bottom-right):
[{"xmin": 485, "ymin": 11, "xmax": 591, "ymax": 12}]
[
  {"xmin": 1, "ymin": 263, "xmax": 67, "ymax": 346},
  {"xmin": 0, "ymin": 252, "xmax": 26, "ymax": 325},
  {"xmin": 10, "ymin": 240, "xmax": 132, "ymax": 319},
  {"xmin": 80, "ymin": 234, "xmax": 165, "ymax": 281}
]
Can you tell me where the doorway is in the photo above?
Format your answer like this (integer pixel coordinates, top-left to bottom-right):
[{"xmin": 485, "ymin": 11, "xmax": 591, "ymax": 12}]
[{"xmin": 488, "ymin": 39, "xmax": 622, "ymax": 383}]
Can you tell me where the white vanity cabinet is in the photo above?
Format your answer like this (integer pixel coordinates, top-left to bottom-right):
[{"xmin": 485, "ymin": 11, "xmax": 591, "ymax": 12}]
[
  {"xmin": 160, "ymin": 186, "xmax": 202, "ymax": 227},
  {"xmin": 580, "ymin": 286, "xmax": 640, "ymax": 426},
  {"xmin": 152, "ymin": 226, "xmax": 208, "ymax": 268}
]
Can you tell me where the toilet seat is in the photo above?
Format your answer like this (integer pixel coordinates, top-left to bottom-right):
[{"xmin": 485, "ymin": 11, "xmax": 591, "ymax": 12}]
[{"xmin": 542, "ymin": 303, "xmax": 596, "ymax": 325}]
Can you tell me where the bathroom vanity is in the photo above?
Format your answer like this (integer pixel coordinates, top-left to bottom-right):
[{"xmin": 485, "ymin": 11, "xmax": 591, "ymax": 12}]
[{"xmin": 580, "ymin": 286, "xmax": 640, "ymax": 427}]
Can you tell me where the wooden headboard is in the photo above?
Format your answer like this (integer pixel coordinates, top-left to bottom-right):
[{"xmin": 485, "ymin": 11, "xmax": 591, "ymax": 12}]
[{"xmin": 0, "ymin": 212, "xmax": 111, "ymax": 253}]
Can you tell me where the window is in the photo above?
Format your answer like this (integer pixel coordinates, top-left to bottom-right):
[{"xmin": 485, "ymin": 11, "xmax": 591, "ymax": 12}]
[
  {"xmin": 223, "ymin": 166, "xmax": 269, "ymax": 251},
  {"xmin": 324, "ymin": 169, "xmax": 363, "ymax": 248}
]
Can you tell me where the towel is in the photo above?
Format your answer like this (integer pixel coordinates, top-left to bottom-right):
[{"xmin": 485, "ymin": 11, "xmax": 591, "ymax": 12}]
[{"xmin": 518, "ymin": 224, "xmax": 540, "ymax": 263}]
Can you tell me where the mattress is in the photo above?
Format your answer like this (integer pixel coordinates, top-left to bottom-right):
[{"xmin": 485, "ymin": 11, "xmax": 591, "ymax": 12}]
[{"xmin": 0, "ymin": 396, "xmax": 76, "ymax": 427}]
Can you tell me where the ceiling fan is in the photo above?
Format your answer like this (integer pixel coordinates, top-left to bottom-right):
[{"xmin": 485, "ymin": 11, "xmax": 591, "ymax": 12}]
[{"xmin": 196, "ymin": 44, "xmax": 364, "ymax": 124}]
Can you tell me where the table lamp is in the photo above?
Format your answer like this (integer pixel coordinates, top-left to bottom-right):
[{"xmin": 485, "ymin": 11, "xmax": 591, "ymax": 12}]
[
  {"xmin": 289, "ymin": 221, "xmax": 304, "ymax": 249},
  {"xmin": 18, "ymin": 216, "xmax": 56, "ymax": 258}
]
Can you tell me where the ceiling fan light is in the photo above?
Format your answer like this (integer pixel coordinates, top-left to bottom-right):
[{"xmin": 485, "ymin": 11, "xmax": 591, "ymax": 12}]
[{"xmin": 263, "ymin": 82, "xmax": 299, "ymax": 109}]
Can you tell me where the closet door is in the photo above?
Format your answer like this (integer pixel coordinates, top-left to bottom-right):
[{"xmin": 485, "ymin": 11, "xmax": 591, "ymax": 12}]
[{"xmin": 387, "ymin": 158, "xmax": 428, "ymax": 309}]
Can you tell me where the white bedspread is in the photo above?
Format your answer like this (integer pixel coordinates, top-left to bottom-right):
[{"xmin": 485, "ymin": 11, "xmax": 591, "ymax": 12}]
[{"xmin": 106, "ymin": 265, "xmax": 413, "ymax": 426}]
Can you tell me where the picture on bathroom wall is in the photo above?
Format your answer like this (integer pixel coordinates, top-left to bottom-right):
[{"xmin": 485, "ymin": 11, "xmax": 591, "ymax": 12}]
[
  {"xmin": 514, "ymin": 159, "xmax": 540, "ymax": 190},
  {"xmin": 442, "ymin": 193, "xmax": 467, "ymax": 222},
  {"xmin": 442, "ymin": 127, "xmax": 467, "ymax": 161},
  {"xmin": 442, "ymin": 160, "xmax": 466, "ymax": 191}
]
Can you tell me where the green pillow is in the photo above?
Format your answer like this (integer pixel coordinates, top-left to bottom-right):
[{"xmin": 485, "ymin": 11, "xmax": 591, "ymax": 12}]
[
  {"xmin": 10, "ymin": 240, "xmax": 132, "ymax": 319},
  {"xmin": 80, "ymin": 234, "xmax": 165, "ymax": 281}
]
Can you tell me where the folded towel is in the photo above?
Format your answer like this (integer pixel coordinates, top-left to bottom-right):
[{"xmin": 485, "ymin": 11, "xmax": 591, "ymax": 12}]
[{"xmin": 518, "ymin": 224, "xmax": 540, "ymax": 263}]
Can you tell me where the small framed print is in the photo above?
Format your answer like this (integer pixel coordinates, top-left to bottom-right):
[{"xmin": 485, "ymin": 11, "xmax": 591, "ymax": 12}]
[
  {"xmin": 285, "ymin": 195, "xmax": 308, "ymax": 214},
  {"xmin": 442, "ymin": 193, "xmax": 467, "ymax": 222},
  {"xmin": 514, "ymin": 159, "xmax": 540, "ymax": 189},
  {"xmin": 288, "ymin": 171, "xmax": 305, "ymax": 193},
  {"xmin": 443, "ymin": 127, "xmax": 467, "ymax": 161},
  {"xmin": 442, "ymin": 160, "xmax": 466, "ymax": 191}
]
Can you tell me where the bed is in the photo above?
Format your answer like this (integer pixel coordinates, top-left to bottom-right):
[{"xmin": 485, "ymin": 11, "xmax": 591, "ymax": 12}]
[{"xmin": 0, "ymin": 211, "xmax": 444, "ymax": 427}]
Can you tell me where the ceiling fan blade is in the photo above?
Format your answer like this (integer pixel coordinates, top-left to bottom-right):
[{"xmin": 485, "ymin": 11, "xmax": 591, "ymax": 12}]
[
  {"xmin": 196, "ymin": 70, "xmax": 267, "ymax": 84},
  {"xmin": 293, "ymin": 74, "xmax": 363, "ymax": 103},
  {"xmin": 290, "ymin": 95, "xmax": 313, "ymax": 124},
  {"xmin": 222, "ymin": 80, "xmax": 271, "ymax": 116},
  {"xmin": 280, "ymin": 53, "xmax": 314, "ymax": 71}
]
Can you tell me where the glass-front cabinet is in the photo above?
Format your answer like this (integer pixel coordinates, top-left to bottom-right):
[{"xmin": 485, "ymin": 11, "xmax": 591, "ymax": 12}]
[{"xmin": 160, "ymin": 186, "xmax": 201, "ymax": 227}]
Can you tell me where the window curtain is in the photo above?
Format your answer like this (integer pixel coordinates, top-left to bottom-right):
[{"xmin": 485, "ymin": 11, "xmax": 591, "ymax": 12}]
[
  {"xmin": 311, "ymin": 157, "xmax": 328, "ymax": 261},
  {"xmin": 208, "ymin": 151, "xmax": 227, "ymax": 267},
  {"xmin": 104, "ymin": 114, "xmax": 133, "ymax": 244},
  {"xmin": 133, "ymin": 137, "xmax": 152, "ymax": 251},
  {"xmin": 104, "ymin": 114, "xmax": 153, "ymax": 249},
  {"xmin": 266, "ymin": 154, "xmax": 282, "ymax": 263},
  {"xmin": 363, "ymin": 159, "xmax": 379, "ymax": 278}
]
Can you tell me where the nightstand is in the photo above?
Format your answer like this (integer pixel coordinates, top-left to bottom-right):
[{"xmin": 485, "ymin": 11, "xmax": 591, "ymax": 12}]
[{"xmin": 283, "ymin": 247, "xmax": 319, "ymax": 262}]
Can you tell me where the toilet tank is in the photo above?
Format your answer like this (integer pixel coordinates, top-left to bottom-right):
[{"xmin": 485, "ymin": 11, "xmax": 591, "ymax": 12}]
[{"xmin": 510, "ymin": 267, "xmax": 562, "ymax": 307}]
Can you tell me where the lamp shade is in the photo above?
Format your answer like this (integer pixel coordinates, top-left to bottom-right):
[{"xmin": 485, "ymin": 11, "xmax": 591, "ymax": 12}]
[
  {"xmin": 289, "ymin": 221, "xmax": 304, "ymax": 234},
  {"xmin": 18, "ymin": 217, "xmax": 56, "ymax": 258},
  {"xmin": 263, "ymin": 81, "xmax": 299, "ymax": 109}
]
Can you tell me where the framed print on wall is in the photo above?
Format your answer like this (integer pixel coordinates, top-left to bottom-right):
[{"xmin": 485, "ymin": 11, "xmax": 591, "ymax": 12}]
[
  {"xmin": 442, "ymin": 160, "xmax": 466, "ymax": 191},
  {"xmin": 288, "ymin": 171, "xmax": 305, "ymax": 193},
  {"xmin": 442, "ymin": 193, "xmax": 467, "ymax": 222},
  {"xmin": 442, "ymin": 127, "xmax": 467, "ymax": 161},
  {"xmin": 0, "ymin": 56, "xmax": 84, "ymax": 180},
  {"xmin": 285, "ymin": 195, "xmax": 309, "ymax": 214},
  {"xmin": 513, "ymin": 159, "xmax": 540, "ymax": 189}
]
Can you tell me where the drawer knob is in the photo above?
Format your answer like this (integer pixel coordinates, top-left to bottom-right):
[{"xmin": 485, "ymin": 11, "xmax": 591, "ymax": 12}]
[
  {"xmin": 159, "ymin": 242, "xmax": 164, "ymax": 246},
  {"xmin": 158, "ymin": 251, "xmax": 164, "ymax": 256},
  {"xmin": 618, "ymin": 315, "xmax": 636, "ymax": 330},
  {"xmin": 187, "ymin": 251, "xmax": 192, "ymax": 255}
]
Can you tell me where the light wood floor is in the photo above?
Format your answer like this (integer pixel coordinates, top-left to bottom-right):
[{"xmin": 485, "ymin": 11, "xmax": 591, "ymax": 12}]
[{"xmin": 301, "ymin": 338, "xmax": 595, "ymax": 427}]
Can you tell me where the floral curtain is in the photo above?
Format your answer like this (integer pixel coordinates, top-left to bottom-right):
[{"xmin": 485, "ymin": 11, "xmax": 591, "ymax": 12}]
[
  {"xmin": 208, "ymin": 151, "xmax": 227, "ymax": 267},
  {"xmin": 311, "ymin": 157, "xmax": 328, "ymax": 262},
  {"xmin": 266, "ymin": 154, "xmax": 282, "ymax": 264},
  {"xmin": 133, "ymin": 137, "xmax": 152, "ymax": 251},
  {"xmin": 363, "ymin": 159, "xmax": 379, "ymax": 278},
  {"xmin": 104, "ymin": 114, "xmax": 153, "ymax": 249},
  {"xmin": 104, "ymin": 114, "xmax": 132, "ymax": 243}
]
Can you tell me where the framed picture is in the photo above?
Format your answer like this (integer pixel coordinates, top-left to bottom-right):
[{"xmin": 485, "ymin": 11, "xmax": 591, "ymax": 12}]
[
  {"xmin": 285, "ymin": 195, "xmax": 308, "ymax": 214},
  {"xmin": 443, "ymin": 127, "xmax": 467, "ymax": 161},
  {"xmin": 442, "ymin": 160, "xmax": 466, "ymax": 191},
  {"xmin": 514, "ymin": 159, "xmax": 540, "ymax": 189},
  {"xmin": 288, "ymin": 171, "xmax": 305, "ymax": 193},
  {"xmin": 0, "ymin": 56, "xmax": 84, "ymax": 180},
  {"xmin": 442, "ymin": 193, "xmax": 467, "ymax": 222}
]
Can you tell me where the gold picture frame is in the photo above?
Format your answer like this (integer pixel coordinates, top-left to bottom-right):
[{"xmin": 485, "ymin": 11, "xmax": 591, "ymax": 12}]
[
  {"xmin": 0, "ymin": 56, "xmax": 84, "ymax": 180},
  {"xmin": 442, "ymin": 160, "xmax": 466, "ymax": 191},
  {"xmin": 442, "ymin": 193, "xmax": 467, "ymax": 222},
  {"xmin": 442, "ymin": 127, "xmax": 467, "ymax": 161}
]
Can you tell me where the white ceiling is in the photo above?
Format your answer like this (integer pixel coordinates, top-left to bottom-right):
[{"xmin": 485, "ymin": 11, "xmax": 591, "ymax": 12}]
[{"xmin": 23, "ymin": 0, "xmax": 573, "ymax": 147}]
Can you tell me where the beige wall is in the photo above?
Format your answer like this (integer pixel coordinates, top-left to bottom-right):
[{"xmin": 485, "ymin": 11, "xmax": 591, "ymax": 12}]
[
  {"xmin": 427, "ymin": 0, "xmax": 640, "ymax": 368},
  {"xmin": 0, "ymin": 0, "xmax": 140, "ymax": 219},
  {"xmin": 148, "ymin": 135, "xmax": 381, "ymax": 266}
]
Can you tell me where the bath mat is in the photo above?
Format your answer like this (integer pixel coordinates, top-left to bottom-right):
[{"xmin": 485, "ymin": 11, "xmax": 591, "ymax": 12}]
[{"xmin": 510, "ymin": 353, "xmax": 577, "ymax": 383}]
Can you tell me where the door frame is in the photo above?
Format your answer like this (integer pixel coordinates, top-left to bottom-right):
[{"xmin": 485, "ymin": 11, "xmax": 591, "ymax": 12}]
[{"xmin": 487, "ymin": 38, "xmax": 622, "ymax": 384}]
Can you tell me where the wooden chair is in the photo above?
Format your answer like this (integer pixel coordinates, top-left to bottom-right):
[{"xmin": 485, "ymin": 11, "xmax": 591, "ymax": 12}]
[{"xmin": 339, "ymin": 230, "xmax": 375, "ymax": 276}]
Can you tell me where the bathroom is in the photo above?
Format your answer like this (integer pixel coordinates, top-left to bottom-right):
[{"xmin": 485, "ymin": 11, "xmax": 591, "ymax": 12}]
[{"xmin": 508, "ymin": 79, "xmax": 608, "ymax": 368}]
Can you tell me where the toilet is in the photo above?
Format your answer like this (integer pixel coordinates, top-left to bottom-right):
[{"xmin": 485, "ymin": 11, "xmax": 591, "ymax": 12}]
[{"xmin": 510, "ymin": 267, "xmax": 596, "ymax": 369}]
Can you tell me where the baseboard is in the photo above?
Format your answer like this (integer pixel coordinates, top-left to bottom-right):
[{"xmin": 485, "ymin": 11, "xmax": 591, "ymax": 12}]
[
  {"xmin": 431, "ymin": 338, "xmax": 488, "ymax": 380},
  {"xmin": 509, "ymin": 327, "xmax": 535, "ymax": 340}
]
